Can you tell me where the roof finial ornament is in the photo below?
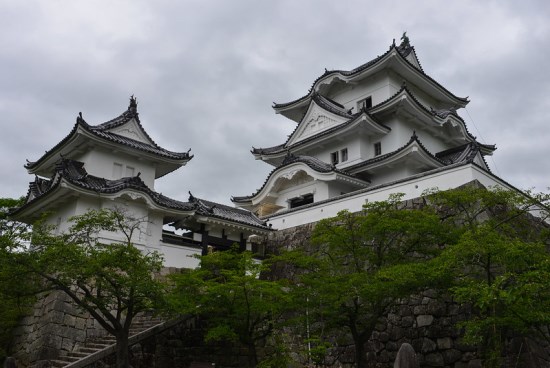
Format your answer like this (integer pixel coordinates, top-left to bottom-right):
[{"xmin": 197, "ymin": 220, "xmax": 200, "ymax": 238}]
[
  {"xmin": 392, "ymin": 38, "xmax": 396, "ymax": 47},
  {"xmin": 76, "ymin": 112, "xmax": 85, "ymax": 124},
  {"xmin": 400, "ymin": 32, "xmax": 410, "ymax": 48},
  {"xmin": 188, "ymin": 191, "xmax": 195, "ymax": 201},
  {"xmin": 129, "ymin": 95, "xmax": 138, "ymax": 112}
]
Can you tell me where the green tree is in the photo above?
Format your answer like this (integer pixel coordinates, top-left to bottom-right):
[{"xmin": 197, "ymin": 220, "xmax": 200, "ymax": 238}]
[
  {"xmin": 282, "ymin": 194, "xmax": 452, "ymax": 368},
  {"xmin": 26, "ymin": 208, "xmax": 167, "ymax": 368},
  {"xmin": 171, "ymin": 246, "xmax": 292, "ymax": 368},
  {"xmin": 429, "ymin": 186, "xmax": 550, "ymax": 367},
  {"xmin": 0, "ymin": 198, "xmax": 35, "ymax": 363}
]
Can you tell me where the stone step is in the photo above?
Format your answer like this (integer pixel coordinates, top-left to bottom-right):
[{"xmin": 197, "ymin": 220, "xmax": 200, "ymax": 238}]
[
  {"xmin": 58, "ymin": 355, "xmax": 80, "ymax": 362},
  {"xmin": 78, "ymin": 347, "xmax": 101, "ymax": 354},
  {"xmin": 67, "ymin": 351, "xmax": 89, "ymax": 358},
  {"xmin": 49, "ymin": 314, "xmax": 167, "ymax": 368},
  {"xmin": 50, "ymin": 360, "xmax": 72, "ymax": 368},
  {"xmin": 86, "ymin": 342, "xmax": 111, "ymax": 349}
]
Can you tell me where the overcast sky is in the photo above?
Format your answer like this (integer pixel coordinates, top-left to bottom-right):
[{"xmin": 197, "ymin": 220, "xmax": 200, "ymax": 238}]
[{"xmin": 1, "ymin": 0, "xmax": 550, "ymax": 206}]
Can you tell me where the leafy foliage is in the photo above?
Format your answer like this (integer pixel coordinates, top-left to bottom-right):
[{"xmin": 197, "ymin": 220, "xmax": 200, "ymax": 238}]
[
  {"xmin": 0, "ymin": 198, "xmax": 35, "ymax": 362},
  {"xmin": 280, "ymin": 194, "xmax": 452, "ymax": 368},
  {"xmin": 21, "ymin": 208, "xmax": 166, "ymax": 368},
  {"xmin": 428, "ymin": 185, "xmax": 550, "ymax": 367},
  {"xmin": 170, "ymin": 246, "xmax": 292, "ymax": 368}
]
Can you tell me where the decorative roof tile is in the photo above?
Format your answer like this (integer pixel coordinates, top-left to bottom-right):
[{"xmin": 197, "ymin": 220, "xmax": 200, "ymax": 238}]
[
  {"xmin": 347, "ymin": 133, "xmax": 435, "ymax": 171},
  {"xmin": 273, "ymin": 39, "xmax": 467, "ymax": 110},
  {"xmin": 25, "ymin": 98, "xmax": 192, "ymax": 170},
  {"xmin": 15, "ymin": 158, "xmax": 270, "ymax": 231},
  {"xmin": 232, "ymin": 153, "xmax": 360, "ymax": 203},
  {"xmin": 188, "ymin": 193, "xmax": 269, "ymax": 229},
  {"xmin": 17, "ymin": 158, "xmax": 196, "ymax": 215},
  {"xmin": 252, "ymin": 104, "xmax": 388, "ymax": 156}
]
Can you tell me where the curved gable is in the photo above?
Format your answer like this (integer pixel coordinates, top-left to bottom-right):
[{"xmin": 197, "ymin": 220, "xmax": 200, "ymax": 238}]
[
  {"xmin": 105, "ymin": 118, "xmax": 155, "ymax": 145},
  {"xmin": 287, "ymin": 98, "xmax": 350, "ymax": 146}
]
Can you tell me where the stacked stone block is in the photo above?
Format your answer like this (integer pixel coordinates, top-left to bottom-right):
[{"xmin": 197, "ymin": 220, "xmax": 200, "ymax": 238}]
[{"xmin": 11, "ymin": 290, "xmax": 105, "ymax": 367}]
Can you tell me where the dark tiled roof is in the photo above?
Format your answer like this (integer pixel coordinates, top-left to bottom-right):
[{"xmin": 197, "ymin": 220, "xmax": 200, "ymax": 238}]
[
  {"xmin": 232, "ymin": 153, "xmax": 361, "ymax": 203},
  {"xmin": 188, "ymin": 193, "xmax": 270, "ymax": 229},
  {"xmin": 251, "ymin": 143, "xmax": 286, "ymax": 155},
  {"xmin": 252, "ymin": 102, "xmax": 388, "ymax": 156},
  {"xmin": 273, "ymin": 39, "xmax": 467, "ymax": 110},
  {"xmin": 436, "ymin": 142, "xmax": 492, "ymax": 172},
  {"xmin": 370, "ymin": 84, "xmax": 495, "ymax": 149},
  {"xmin": 345, "ymin": 132, "xmax": 490, "ymax": 175},
  {"xmin": 436, "ymin": 143, "xmax": 478, "ymax": 164},
  {"xmin": 345, "ymin": 132, "xmax": 446, "ymax": 172},
  {"xmin": 29, "ymin": 158, "xmax": 194, "ymax": 211},
  {"xmin": 15, "ymin": 158, "xmax": 271, "ymax": 232},
  {"xmin": 25, "ymin": 97, "xmax": 192, "ymax": 170},
  {"xmin": 313, "ymin": 93, "xmax": 352, "ymax": 118},
  {"xmin": 256, "ymin": 84, "xmax": 493, "ymax": 159}
]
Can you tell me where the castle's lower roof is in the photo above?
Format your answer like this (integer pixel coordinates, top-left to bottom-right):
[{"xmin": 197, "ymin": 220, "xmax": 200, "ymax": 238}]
[{"xmin": 13, "ymin": 158, "xmax": 270, "ymax": 232}]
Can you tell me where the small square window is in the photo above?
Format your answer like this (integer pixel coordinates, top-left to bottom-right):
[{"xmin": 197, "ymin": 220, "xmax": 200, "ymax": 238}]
[
  {"xmin": 289, "ymin": 193, "xmax": 314, "ymax": 209},
  {"xmin": 113, "ymin": 163, "xmax": 123, "ymax": 178},
  {"xmin": 374, "ymin": 142, "xmax": 382, "ymax": 156},
  {"xmin": 357, "ymin": 96, "xmax": 372, "ymax": 111},
  {"xmin": 331, "ymin": 151, "xmax": 339, "ymax": 165},
  {"xmin": 126, "ymin": 166, "xmax": 135, "ymax": 177},
  {"xmin": 340, "ymin": 148, "xmax": 348, "ymax": 162}
]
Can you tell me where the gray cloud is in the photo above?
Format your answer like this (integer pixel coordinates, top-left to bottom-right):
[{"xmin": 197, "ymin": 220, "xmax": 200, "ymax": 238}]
[{"xmin": 2, "ymin": 0, "xmax": 550, "ymax": 206}]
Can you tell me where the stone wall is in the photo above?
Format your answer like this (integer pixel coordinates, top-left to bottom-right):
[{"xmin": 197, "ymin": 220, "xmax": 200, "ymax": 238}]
[
  {"xmin": 10, "ymin": 290, "xmax": 106, "ymax": 367},
  {"xmin": 8, "ymin": 204, "xmax": 550, "ymax": 367},
  {"xmin": 264, "ymin": 219, "xmax": 550, "ymax": 368},
  {"xmin": 367, "ymin": 290, "xmax": 477, "ymax": 367}
]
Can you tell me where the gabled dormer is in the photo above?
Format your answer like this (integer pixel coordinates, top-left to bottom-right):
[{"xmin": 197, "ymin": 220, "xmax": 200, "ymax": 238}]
[
  {"xmin": 286, "ymin": 94, "xmax": 351, "ymax": 146},
  {"xmin": 273, "ymin": 36, "xmax": 468, "ymax": 124},
  {"xmin": 25, "ymin": 97, "xmax": 193, "ymax": 189}
]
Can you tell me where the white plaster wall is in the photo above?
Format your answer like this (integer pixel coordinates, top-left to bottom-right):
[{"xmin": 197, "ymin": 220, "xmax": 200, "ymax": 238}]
[
  {"xmin": 146, "ymin": 212, "xmax": 164, "ymax": 247},
  {"xmin": 275, "ymin": 180, "xmax": 328, "ymax": 209},
  {"xmin": 74, "ymin": 196, "xmax": 101, "ymax": 215},
  {"xmin": 157, "ymin": 243, "xmax": 201, "ymax": 268},
  {"xmin": 76, "ymin": 148, "xmax": 156, "ymax": 189},
  {"xmin": 387, "ymin": 70, "xmax": 446, "ymax": 110},
  {"xmin": 267, "ymin": 164, "xmax": 510, "ymax": 230},
  {"xmin": 42, "ymin": 193, "xmax": 203, "ymax": 268},
  {"xmin": 328, "ymin": 72, "xmax": 391, "ymax": 112},
  {"xmin": 328, "ymin": 181, "xmax": 362, "ymax": 197},
  {"xmin": 46, "ymin": 200, "xmax": 78, "ymax": 234},
  {"xmin": 369, "ymin": 167, "xmax": 414, "ymax": 186},
  {"xmin": 357, "ymin": 135, "xmax": 377, "ymax": 161},
  {"xmin": 298, "ymin": 134, "xmax": 364, "ymax": 169}
]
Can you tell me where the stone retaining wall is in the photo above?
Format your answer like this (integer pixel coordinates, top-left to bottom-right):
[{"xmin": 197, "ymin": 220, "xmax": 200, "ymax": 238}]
[
  {"xmin": 11, "ymin": 290, "xmax": 105, "ymax": 368},
  {"xmin": 9, "ymin": 205, "xmax": 550, "ymax": 367}
]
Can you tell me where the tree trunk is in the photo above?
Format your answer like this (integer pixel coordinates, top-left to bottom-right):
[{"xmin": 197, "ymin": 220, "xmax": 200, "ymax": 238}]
[
  {"xmin": 247, "ymin": 342, "xmax": 258, "ymax": 368},
  {"xmin": 115, "ymin": 329, "xmax": 130, "ymax": 368},
  {"xmin": 355, "ymin": 339, "xmax": 367, "ymax": 368}
]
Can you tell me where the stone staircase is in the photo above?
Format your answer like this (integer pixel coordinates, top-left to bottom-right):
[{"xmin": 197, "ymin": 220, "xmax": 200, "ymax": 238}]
[{"xmin": 49, "ymin": 314, "xmax": 166, "ymax": 368}]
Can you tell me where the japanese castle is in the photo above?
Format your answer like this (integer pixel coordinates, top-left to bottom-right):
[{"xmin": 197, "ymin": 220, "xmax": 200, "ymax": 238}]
[
  {"xmin": 233, "ymin": 35, "xmax": 503, "ymax": 229},
  {"xmin": 13, "ymin": 35, "xmax": 514, "ymax": 266}
]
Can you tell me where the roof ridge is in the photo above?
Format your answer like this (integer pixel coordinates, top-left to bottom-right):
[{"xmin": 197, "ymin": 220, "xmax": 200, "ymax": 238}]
[{"xmin": 274, "ymin": 38, "xmax": 467, "ymax": 111}]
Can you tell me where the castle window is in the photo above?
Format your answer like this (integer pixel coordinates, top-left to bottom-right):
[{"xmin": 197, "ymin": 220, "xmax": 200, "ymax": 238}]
[
  {"xmin": 113, "ymin": 162, "xmax": 123, "ymax": 178},
  {"xmin": 340, "ymin": 148, "xmax": 348, "ymax": 162},
  {"xmin": 330, "ymin": 151, "xmax": 339, "ymax": 165},
  {"xmin": 289, "ymin": 193, "xmax": 314, "ymax": 209},
  {"xmin": 357, "ymin": 96, "xmax": 372, "ymax": 110},
  {"xmin": 374, "ymin": 142, "xmax": 382, "ymax": 156},
  {"xmin": 126, "ymin": 166, "xmax": 135, "ymax": 177}
]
